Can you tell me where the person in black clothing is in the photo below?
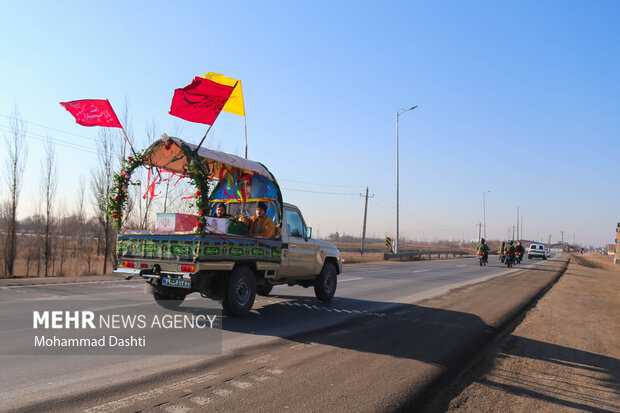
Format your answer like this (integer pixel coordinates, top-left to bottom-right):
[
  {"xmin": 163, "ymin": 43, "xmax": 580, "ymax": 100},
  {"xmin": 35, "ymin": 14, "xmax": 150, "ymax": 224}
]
[{"xmin": 515, "ymin": 242, "xmax": 525, "ymax": 263}]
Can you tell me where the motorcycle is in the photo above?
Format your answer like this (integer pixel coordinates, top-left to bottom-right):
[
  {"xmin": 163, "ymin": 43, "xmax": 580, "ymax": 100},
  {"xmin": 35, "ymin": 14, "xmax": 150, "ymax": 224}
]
[
  {"xmin": 515, "ymin": 251, "xmax": 523, "ymax": 264},
  {"xmin": 505, "ymin": 252, "xmax": 513, "ymax": 268},
  {"xmin": 478, "ymin": 251, "xmax": 488, "ymax": 266},
  {"xmin": 499, "ymin": 252, "xmax": 505, "ymax": 263}
]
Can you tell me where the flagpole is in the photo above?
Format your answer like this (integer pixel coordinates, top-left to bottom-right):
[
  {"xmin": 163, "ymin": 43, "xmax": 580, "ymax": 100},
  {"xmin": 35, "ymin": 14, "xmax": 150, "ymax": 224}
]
[
  {"xmin": 195, "ymin": 124, "xmax": 214, "ymax": 152},
  {"xmin": 244, "ymin": 116, "xmax": 248, "ymax": 159},
  {"xmin": 121, "ymin": 127, "xmax": 138, "ymax": 158}
]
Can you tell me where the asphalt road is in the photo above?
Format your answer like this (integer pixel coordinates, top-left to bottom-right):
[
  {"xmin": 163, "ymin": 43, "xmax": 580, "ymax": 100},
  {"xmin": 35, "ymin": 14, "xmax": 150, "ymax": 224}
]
[{"xmin": 0, "ymin": 256, "xmax": 563, "ymax": 412}]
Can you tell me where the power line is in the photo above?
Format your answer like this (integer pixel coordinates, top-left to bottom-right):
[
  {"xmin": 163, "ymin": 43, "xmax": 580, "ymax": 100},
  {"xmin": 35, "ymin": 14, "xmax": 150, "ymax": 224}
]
[
  {"xmin": 0, "ymin": 124, "xmax": 98, "ymax": 155},
  {"xmin": 278, "ymin": 178, "xmax": 365, "ymax": 189},
  {"xmin": 374, "ymin": 192, "xmax": 472, "ymax": 232},
  {"xmin": 282, "ymin": 187, "xmax": 359, "ymax": 196},
  {"xmin": 0, "ymin": 113, "xmax": 97, "ymax": 143}
]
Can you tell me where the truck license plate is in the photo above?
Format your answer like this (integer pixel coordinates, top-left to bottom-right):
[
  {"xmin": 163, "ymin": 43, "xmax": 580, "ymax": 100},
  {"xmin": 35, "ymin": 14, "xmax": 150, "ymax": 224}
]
[{"xmin": 162, "ymin": 277, "xmax": 191, "ymax": 289}]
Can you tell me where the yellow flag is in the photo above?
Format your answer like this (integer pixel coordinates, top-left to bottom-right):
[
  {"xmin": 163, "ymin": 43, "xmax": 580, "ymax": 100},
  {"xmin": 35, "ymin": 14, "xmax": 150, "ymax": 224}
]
[{"xmin": 201, "ymin": 72, "xmax": 245, "ymax": 117}]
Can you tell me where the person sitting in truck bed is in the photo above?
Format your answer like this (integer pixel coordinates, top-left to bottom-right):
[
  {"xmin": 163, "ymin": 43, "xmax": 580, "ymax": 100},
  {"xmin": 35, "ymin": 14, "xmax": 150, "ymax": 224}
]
[
  {"xmin": 212, "ymin": 202, "xmax": 232, "ymax": 219},
  {"xmin": 240, "ymin": 201, "xmax": 276, "ymax": 238}
]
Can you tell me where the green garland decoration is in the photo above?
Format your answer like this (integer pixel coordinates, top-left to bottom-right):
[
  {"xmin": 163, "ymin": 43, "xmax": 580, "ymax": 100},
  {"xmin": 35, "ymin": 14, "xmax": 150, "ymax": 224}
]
[
  {"xmin": 106, "ymin": 141, "xmax": 213, "ymax": 236},
  {"xmin": 178, "ymin": 141, "xmax": 212, "ymax": 236},
  {"xmin": 107, "ymin": 151, "xmax": 146, "ymax": 231}
]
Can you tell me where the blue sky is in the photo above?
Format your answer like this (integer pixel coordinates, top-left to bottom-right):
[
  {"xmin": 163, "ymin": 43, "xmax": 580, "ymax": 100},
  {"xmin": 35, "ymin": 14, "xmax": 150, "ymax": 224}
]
[{"xmin": 0, "ymin": 0, "xmax": 618, "ymax": 246}]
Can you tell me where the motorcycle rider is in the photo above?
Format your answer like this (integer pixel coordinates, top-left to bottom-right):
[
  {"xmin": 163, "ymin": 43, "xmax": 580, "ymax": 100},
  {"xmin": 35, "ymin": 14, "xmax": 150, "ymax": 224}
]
[
  {"xmin": 505, "ymin": 240, "xmax": 516, "ymax": 265},
  {"xmin": 515, "ymin": 241, "xmax": 525, "ymax": 263},
  {"xmin": 499, "ymin": 241, "xmax": 506, "ymax": 262},
  {"xmin": 477, "ymin": 238, "xmax": 490, "ymax": 265}
]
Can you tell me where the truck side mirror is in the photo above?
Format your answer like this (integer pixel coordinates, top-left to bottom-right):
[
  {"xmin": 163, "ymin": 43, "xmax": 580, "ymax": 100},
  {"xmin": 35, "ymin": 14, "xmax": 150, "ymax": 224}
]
[{"xmin": 305, "ymin": 227, "xmax": 312, "ymax": 239}]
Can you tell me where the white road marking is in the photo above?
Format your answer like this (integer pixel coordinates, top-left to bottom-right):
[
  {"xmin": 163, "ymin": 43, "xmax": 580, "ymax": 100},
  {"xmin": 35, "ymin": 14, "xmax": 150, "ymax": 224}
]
[
  {"xmin": 246, "ymin": 354, "xmax": 278, "ymax": 364},
  {"xmin": 190, "ymin": 396, "xmax": 211, "ymax": 405},
  {"xmin": 264, "ymin": 368, "xmax": 283, "ymax": 375},
  {"xmin": 84, "ymin": 372, "xmax": 218, "ymax": 413},
  {"xmin": 230, "ymin": 380, "xmax": 253, "ymax": 389},
  {"xmin": 213, "ymin": 389, "xmax": 233, "ymax": 397},
  {"xmin": 289, "ymin": 342, "xmax": 315, "ymax": 351},
  {"xmin": 339, "ymin": 277, "xmax": 365, "ymax": 282},
  {"xmin": 161, "ymin": 405, "xmax": 191, "ymax": 413},
  {"xmin": 413, "ymin": 269, "xmax": 431, "ymax": 273},
  {"xmin": 252, "ymin": 375, "xmax": 271, "ymax": 382}
]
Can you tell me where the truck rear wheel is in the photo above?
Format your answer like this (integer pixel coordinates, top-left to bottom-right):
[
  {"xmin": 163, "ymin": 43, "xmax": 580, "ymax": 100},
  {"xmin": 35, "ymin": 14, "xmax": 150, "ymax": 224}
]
[
  {"xmin": 145, "ymin": 283, "xmax": 186, "ymax": 309},
  {"xmin": 222, "ymin": 266, "xmax": 256, "ymax": 316},
  {"xmin": 314, "ymin": 262, "xmax": 337, "ymax": 302}
]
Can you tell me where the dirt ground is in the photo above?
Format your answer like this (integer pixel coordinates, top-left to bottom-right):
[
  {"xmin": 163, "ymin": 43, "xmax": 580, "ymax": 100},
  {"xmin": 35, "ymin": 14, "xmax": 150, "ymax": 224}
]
[{"xmin": 429, "ymin": 253, "xmax": 620, "ymax": 412}]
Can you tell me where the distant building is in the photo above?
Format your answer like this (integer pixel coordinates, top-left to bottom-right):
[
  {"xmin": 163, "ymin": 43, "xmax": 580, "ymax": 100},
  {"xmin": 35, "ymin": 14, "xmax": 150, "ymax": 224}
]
[{"xmin": 615, "ymin": 223, "xmax": 620, "ymax": 264}]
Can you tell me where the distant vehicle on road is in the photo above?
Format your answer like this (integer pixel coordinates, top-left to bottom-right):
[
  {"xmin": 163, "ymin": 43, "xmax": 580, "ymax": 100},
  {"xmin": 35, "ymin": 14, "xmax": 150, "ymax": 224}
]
[{"xmin": 528, "ymin": 243, "xmax": 548, "ymax": 260}]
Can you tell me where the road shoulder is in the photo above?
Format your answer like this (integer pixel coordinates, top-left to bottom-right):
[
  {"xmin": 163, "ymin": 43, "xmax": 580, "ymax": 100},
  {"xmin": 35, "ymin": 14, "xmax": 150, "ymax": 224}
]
[{"xmin": 426, "ymin": 254, "xmax": 620, "ymax": 412}]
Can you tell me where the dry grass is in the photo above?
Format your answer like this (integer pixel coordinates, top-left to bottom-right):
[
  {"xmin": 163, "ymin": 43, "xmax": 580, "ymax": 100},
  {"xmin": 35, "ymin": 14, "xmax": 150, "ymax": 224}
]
[
  {"xmin": 572, "ymin": 252, "xmax": 620, "ymax": 272},
  {"xmin": 1, "ymin": 236, "xmax": 111, "ymax": 278}
]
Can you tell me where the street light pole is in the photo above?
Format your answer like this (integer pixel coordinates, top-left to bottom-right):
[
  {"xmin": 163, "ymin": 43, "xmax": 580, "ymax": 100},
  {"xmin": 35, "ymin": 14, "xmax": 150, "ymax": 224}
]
[
  {"xmin": 516, "ymin": 205, "xmax": 522, "ymax": 241},
  {"xmin": 396, "ymin": 105, "xmax": 417, "ymax": 254},
  {"xmin": 483, "ymin": 190, "xmax": 490, "ymax": 239}
]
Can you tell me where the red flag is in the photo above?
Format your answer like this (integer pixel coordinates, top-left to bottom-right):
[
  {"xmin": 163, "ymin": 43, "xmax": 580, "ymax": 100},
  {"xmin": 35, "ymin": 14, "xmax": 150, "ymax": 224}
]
[
  {"xmin": 169, "ymin": 77, "xmax": 235, "ymax": 125},
  {"xmin": 59, "ymin": 99, "xmax": 122, "ymax": 128}
]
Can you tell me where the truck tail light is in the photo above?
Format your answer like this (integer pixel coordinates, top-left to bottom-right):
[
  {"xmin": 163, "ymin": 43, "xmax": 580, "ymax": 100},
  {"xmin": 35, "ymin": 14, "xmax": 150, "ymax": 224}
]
[
  {"xmin": 179, "ymin": 264, "xmax": 195, "ymax": 273},
  {"xmin": 122, "ymin": 261, "xmax": 136, "ymax": 268},
  {"xmin": 141, "ymin": 263, "xmax": 149, "ymax": 269}
]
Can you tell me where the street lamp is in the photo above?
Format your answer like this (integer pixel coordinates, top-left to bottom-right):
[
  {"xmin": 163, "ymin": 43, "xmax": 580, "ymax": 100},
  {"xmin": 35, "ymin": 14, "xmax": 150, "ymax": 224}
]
[
  {"xmin": 395, "ymin": 105, "xmax": 417, "ymax": 254},
  {"xmin": 483, "ymin": 190, "xmax": 490, "ymax": 239},
  {"xmin": 516, "ymin": 205, "xmax": 522, "ymax": 241}
]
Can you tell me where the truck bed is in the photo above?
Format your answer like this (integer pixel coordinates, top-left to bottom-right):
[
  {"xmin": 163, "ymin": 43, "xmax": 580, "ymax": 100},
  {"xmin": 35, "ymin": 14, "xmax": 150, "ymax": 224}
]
[{"xmin": 116, "ymin": 230, "xmax": 282, "ymax": 264}]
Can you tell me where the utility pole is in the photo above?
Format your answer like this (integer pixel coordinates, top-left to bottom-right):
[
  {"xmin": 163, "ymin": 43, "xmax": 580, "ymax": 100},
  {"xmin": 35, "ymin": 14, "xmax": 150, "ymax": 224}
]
[
  {"xmin": 477, "ymin": 222, "xmax": 482, "ymax": 241},
  {"xmin": 512, "ymin": 226, "xmax": 516, "ymax": 241},
  {"xmin": 561, "ymin": 230, "xmax": 564, "ymax": 244},
  {"xmin": 360, "ymin": 187, "xmax": 374, "ymax": 255},
  {"xmin": 520, "ymin": 216, "xmax": 523, "ymax": 240}
]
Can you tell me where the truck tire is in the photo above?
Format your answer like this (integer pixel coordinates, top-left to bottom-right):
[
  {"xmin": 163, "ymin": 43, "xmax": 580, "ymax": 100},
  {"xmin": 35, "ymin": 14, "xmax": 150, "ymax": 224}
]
[
  {"xmin": 314, "ymin": 262, "xmax": 337, "ymax": 302},
  {"xmin": 222, "ymin": 266, "xmax": 256, "ymax": 316},
  {"xmin": 256, "ymin": 283, "xmax": 273, "ymax": 297},
  {"xmin": 145, "ymin": 283, "xmax": 186, "ymax": 309}
]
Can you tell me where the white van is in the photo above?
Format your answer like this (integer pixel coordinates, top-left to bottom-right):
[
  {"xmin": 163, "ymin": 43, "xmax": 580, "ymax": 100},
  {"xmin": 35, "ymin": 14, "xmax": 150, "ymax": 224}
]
[{"xmin": 528, "ymin": 243, "xmax": 548, "ymax": 260}]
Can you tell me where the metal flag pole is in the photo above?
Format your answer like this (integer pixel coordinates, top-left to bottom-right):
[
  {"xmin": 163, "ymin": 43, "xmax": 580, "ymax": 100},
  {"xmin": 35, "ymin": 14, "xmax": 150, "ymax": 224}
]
[
  {"xmin": 120, "ymin": 127, "xmax": 138, "ymax": 158},
  {"xmin": 195, "ymin": 124, "xmax": 214, "ymax": 152},
  {"xmin": 244, "ymin": 115, "xmax": 248, "ymax": 159}
]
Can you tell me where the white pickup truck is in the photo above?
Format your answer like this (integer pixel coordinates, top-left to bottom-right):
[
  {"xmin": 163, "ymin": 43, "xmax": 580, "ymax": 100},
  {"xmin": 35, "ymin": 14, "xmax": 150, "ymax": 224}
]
[
  {"xmin": 528, "ymin": 243, "xmax": 549, "ymax": 260},
  {"xmin": 114, "ymin": 136, "xmax": 342, "ymax": 315}
]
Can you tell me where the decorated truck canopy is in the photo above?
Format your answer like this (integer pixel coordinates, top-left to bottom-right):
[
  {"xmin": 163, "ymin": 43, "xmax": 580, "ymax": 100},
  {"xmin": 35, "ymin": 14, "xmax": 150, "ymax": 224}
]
[{"xmin": 107, "ymin": 134, "xmax": 283, "ymax": 234}]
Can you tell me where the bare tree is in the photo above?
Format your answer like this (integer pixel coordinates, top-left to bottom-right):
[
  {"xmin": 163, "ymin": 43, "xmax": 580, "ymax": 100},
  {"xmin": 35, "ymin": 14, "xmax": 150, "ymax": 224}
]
[
  {"xmin": 91, "ymin": 128, "xmax": 117, "ymax": 275},
  {"xmin": 75, "ymin": 175, "xmax": 87, "ymax": 275},
  {"xmin": 56, "ymin": 200, "xmax": 68, "ymax": 276},
  {"xmin": 2, "ymin": 107, "xmax": 28, "ymax": 278},
  {"xmin": 40, "ymin": 136, "xmax": 57, "ymax": 277},
  {"xmin": 132, "ymin": 120, "xmax": 161, "ymax": 229}
]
